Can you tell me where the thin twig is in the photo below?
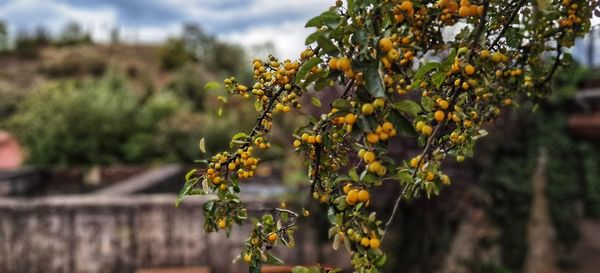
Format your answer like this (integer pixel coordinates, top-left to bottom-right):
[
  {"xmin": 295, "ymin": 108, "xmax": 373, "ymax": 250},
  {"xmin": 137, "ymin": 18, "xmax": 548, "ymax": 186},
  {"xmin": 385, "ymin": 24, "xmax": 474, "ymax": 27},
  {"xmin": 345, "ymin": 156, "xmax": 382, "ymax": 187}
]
[{"xmin": 489, "ymin": 0, "xmax": 527, "ymax": 50}]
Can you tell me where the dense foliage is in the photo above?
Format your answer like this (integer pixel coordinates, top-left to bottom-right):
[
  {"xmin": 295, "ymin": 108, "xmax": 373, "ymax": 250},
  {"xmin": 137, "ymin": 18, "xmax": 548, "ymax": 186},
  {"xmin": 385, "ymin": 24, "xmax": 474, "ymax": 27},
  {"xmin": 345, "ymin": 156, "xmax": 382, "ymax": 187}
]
[{"xmin": 176, "ymin": 0, "xmax": 597, "ymax": 272}]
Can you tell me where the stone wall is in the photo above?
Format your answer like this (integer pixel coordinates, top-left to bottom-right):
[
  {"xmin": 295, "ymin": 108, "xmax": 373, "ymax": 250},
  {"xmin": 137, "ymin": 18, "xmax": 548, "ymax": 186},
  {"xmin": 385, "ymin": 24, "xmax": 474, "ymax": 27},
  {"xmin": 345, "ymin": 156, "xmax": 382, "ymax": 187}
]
[{"xmin": 0, "ymin": 194, "xmax": 333, "ymax": 273}]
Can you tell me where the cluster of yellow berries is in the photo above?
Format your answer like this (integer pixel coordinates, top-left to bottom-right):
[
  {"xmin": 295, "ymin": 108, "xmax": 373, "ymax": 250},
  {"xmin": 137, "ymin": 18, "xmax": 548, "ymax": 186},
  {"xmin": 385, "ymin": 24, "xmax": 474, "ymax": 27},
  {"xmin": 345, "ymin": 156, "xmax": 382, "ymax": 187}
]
[
  {"xmin": 379, "ymin": 37, "xmax": 415, "ymax": 69},
  {"xmin": 357, "ymin": 149, "xmax": 388, "ymax": 176},
  {"xmin": 559, "ymin": 0, "xmax": 583, "ymax": 27},
  {"xmin": 340, "ymin": 227, "xmax": 381, "ymax": 250},
  {"xmin": 328, "ymin": 56, "xmax": 356, "ymax": 78},
  {"xmin": 254, "ymin": 137, "xmax": 271, "ymax": 150},
  {"xmin": 366, "ymin": 121, "xmax": 398, "ymax": 144},
  {"xmin": 274, "ymin": 91, "xmax": 300, "ymax": 113},
  {"xmin": 343, "ymin": 183, "xmax": 371, "ymax": 206},
  {"xmin": 458, "ymin": 0, "xmax": 484, "ymax": 17},
  {"xmin": 392, "ymin": 0, "xmax": 414, "ymax": 23},
  {"xmin": 332, "ymin": 111, "xmax": 357, "ymax": 126},
  {"xmin": 294, "ymin": 133, "xmax": 324, "ymax": 147},
  {"xmin": 205, "ymin": 147, "xmax": 259, "ymax": 189}
]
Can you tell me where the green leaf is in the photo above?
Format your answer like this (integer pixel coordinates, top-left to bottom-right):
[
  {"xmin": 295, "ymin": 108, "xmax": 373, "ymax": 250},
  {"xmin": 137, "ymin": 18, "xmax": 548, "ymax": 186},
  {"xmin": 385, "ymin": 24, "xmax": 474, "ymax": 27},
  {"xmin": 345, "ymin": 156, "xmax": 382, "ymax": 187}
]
[
  {"xmin": 414, "ymin": 62, "xmax": 441, "ymax": 81},
  {"xmin": 421, "ymin": 96, "xmax": 435, "ymax": 112},
  {"xmin": 332, "ymin": 98, "xmax": 353, "ymax": 111},
  {"xmin": 203, "ymin": 81, "xmax": 220, "ymax": 91},
  {"xmin": 232, "ymin": 132, "xmax": 248, "ymax": 141},
  {"xmin": 198, "ymin": 138, "xmax": 206, "ymax": 153},
  {"xmin": 349, "ymin": 168, "xmax": 359, "ymax": 182},
  {"xmin": 393, "ymin": 100, "xmax": 421, "ymax": 116},
  {"xmin": 388, "ymin": 110, "xmax": 417, "ymax": 137},
  {"xmin": 305, "ymin": 31, "xmax": 321, "ymax": 45},
  {"xmin": 295, "ymin": 57, "xmax": 322, "ymax": 84},
  {"xmin": 175, "ymin": 183, "xmax": 192, "ymax": 207},
  {"xmin": 311, "ymin": 96, "xmax": 322, "ymax": 107},
  {"xmin": 332, "ymin": 234, "xmax": 341, "ymax": 250},
  {"xmin": 292, "ymin": 266, "xmax": 310, "ymax": 273},
  {"xmin": 185, "ymin": 169, "xmax": 198, "ymax": 182},
  {"xmin": 305, "ymin": 10, "xmax": 339, "ymax": 28},
  {"xmin": 432, "ymin": 72, "xmax": 446, "ymax": 88},
  {"xmin": 265, "ymin": 252, "xmax": 284, "ymax": 265},
  {"xmin": 316, "ymin": 36, "xmax": 338, "ymax": 54},
  {"xmin": 364, "ymin": 62, "xmax": 385, "ymax": 97}
]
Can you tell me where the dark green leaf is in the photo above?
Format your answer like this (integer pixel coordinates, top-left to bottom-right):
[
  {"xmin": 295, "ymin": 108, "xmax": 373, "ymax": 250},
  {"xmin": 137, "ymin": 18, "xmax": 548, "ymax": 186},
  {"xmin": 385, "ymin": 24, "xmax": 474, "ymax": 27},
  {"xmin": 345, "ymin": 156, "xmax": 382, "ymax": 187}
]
[
  {"xmin": 305, "ymin": 11, "xmax": 340, "ymax": 28},
  {"xmin": 365, "ymin": 62, "xmax": 385, "ymax": 97},
  {"xmin": 295, "ymin": 58, "xmax": 322, "ymax": 84},
  {"xmin": 393, "ymin": 100, "xmax": 421, "ymax": 116},
  {"xmin": 332, "ymin": 99, "xmax": 353, "ymax": 111}
]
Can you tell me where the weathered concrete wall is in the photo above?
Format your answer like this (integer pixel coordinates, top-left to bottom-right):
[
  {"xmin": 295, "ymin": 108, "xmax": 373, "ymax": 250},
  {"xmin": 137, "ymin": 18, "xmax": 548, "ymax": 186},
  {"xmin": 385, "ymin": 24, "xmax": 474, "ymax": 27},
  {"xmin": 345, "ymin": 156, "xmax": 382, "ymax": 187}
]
[{"xmin": 0, "ymin": 195, "xmax": 326, "ymax": 273}]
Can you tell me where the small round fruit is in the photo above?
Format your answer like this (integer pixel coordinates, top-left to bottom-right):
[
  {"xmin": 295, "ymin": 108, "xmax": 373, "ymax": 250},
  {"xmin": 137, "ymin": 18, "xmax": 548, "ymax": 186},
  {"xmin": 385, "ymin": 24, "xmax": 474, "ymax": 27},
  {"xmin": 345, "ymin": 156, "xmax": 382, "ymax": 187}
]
[
  {"xmin": 244, "ymin": 254, "xmax": 252, "ymax": 263},
  {"xmin": 366, "ymin": 133, "xmax": 379, "ymax": 144},
  {"xmin": 268, "ymin": 233, "xmax": 278, "ymax": 243},
  {"xmin": 464, "ymin": 64, "xmax": 475, "ymax": 75},
  {"xmin": 345, "ymin": 113, "xmax": 357, "ymax": 124},
  {"xmin": 328, "ymin": 58, "xmax": 338, "ymax": 70},
  {"xmin": 361, "ymin": 237, "xmax": 370, "ymax": 247},
  {"xmin": 480, "ymin": 50, "xmax": 490, "ymax": 58},
  {"xmin": 363, "ymin": 151, "xmax": 376, "ymax": 163},
  {"xmin": 438, "ymin": 99, "xmax": 449, "ymax": 110},
  {"xmin": 228, "ymin": 162, "xmax": 237, "ymax": 171},
  {"xmin": 421, "ymin": 125, "xmax": 433, "ymax": 136},
  {"xmin": 346, "ymin": 189, "xmax": 359, "ymax": 205},
  {"xmin": 368, "ymin": 161, "xmax": 383, "ymax": 173},
  {"xmin": 369, "ymin": 238, "xmax": 381, "ymax": 249},
  {"xmin": 343, "ymin": 183, "xmax": 352, "ymax": 194},
  {"xmin": 379, "ymin": 37, "xmax": 393, "ymax": 52},
  {"xmin": 293, "ymin": 139, "xmax": 301, "ymax": 148},
  {"xmin": 441, "ymin": 174, "xmax": 451, "ymax": 185},
  {"xmin": 358, "ymin": 190, "xmax": 370, "ymax": 202},
  {"xmin": 337, "ymin": 57, "xmax": 351, "ymax": 71},
  {"xmin": 492, "ymin": 52, "xmax": 503, "ymax": 62},
  {"xmin": 217, "ymin": 219, "xmax": 227, "ymax": 229},
  {"xmin": 362, "ymin": 103, "xmax": 375, "ymax": 115},
  {"xmin": 373, "ymin": 98, "xmax": 385, "ymax": 108},
  {"xmin": 434, "ymin": 110, "xmax": 445, "ymax": 122},
  {"xmin": 307, "ymin": 135, "xmax": 316, "ymax": 144}
]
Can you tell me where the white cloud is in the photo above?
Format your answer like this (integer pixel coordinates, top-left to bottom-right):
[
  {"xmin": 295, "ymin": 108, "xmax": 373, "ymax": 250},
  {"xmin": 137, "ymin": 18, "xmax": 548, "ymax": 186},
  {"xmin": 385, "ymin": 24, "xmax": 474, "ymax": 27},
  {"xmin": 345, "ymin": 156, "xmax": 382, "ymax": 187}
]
[
  {"xmin": 0, "ymin": 0, "xmax": 117, "ymax": 40},
  {"xmin": 220, "ymin": 20, "xmax": 314, "ymax": 60}
]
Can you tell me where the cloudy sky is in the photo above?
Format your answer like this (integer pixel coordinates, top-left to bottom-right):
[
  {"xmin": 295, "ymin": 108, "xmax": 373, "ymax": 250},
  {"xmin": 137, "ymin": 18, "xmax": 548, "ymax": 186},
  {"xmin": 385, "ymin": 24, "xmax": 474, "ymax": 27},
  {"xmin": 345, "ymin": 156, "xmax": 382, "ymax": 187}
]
[
  {"xmin": 0, "ymin": 0, "xmax": 331, "ymax": 59},
  {"xmin": 0, "ymin": 0, "xmax": 598, "ymax": 62}
]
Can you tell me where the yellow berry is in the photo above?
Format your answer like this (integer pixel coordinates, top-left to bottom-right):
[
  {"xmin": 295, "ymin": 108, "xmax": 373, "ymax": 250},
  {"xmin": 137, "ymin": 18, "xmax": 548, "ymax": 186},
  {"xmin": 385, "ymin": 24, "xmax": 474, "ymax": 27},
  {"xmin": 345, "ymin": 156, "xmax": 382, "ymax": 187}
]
[
  {"xmin": 268, "ymin": 233, "xmax": 278, "ymax": 243},
  {"xmin": 421, "ymin": 125, "xmax": 433, "ymax": 136},
  {"xmin": 358, "ymin": 190, "xmax": 370, "ymax": 202},
  {"xmin": 480, "ymin": 50, "xmax": 490, "ymax": 58},
  {"xmin": 301, "ymin": 133, "xmax": 309, "ymax": 141},
  {"xmin": 379, "ymin": 37, "xmax": 393, "ymax": 52},
  {"xmin": 307, "ymin": 135, "xmax": 316, "ymax": 144},
  {"xmin": 343, "ymin": 183, "xmax": 353, "ymax": 194},
  {"xmin": 362, "ymin": 103, "xmax": 375, "ymax": 115},
  {"xmin": 363, "ymin": 151, "xmax": 376, "ymax": 163},
  {"xmin": 361, "ymin": 237, "xmax": 370, "ymax": 247},
  {"xmin": 441, "ymin": 174, "xmax": 451, "ymax": 185},
  {"xmin": 369, "ymin": 238, "xmax": 381, "ymax": 249},
  {"xmin": 438, "ymin": 99, "xmax": 449, "ymax": 110},
  {"xmin": 464, "ymin": 64, "xmax": 475, "ymax": 75},
  {"xmin": 345, "ymin": 113, "xmax": 357, "ymax": 124},
  {"xmin": 228, "ymin": 162, "xmax": 237, "ymax": 171},
  {"xmin": 368, "ymin": 161, "xmax": 383, "ymax": 173},
  {"xmin": 293, "ymin": 139, "xmax": 302, "ymax": 148},
  {"xmin": 366, "ymin": 133, "xmax": 379, "ymax": 144},
  {"xmin": 218, "ymin": 219, "xmax": 227, "ymax": 229},
  {"xmin": 434, "ymin": 110, "xmax": 445, "ymax": 122},
  {"xmin": 337, "ymin": 57, "xmax": 351, "ymax": 71},
  {"xmin": 346, "ymin": 189, "xmax": 359, "ymax": 205},
  {"xmin": 491, "ymin": 52, "xmax": 503, "ymax": 63},
  {"xmin": 373, "ymin": 98, "xmax": 385, "ymax": 108},
  {"xmin": 244, "ymin": 254, "xmax": 252, "ymax": 263}
]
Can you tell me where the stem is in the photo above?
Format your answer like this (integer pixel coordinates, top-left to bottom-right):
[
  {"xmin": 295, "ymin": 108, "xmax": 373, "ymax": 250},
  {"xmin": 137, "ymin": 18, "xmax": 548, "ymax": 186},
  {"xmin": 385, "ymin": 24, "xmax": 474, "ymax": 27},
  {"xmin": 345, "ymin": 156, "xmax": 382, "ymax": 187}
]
[{"xmin": 489, "ymin": 0, "xmax": 528, "ymax": 50}]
